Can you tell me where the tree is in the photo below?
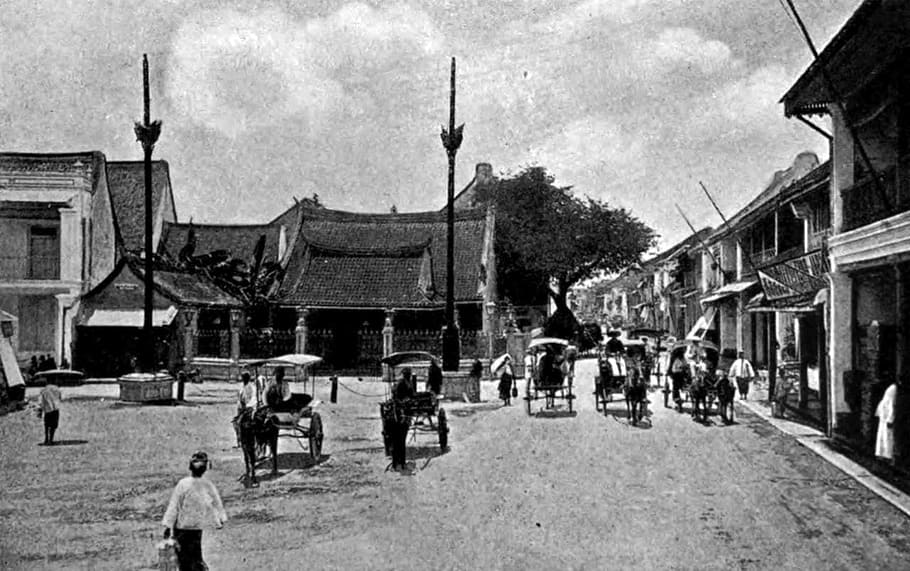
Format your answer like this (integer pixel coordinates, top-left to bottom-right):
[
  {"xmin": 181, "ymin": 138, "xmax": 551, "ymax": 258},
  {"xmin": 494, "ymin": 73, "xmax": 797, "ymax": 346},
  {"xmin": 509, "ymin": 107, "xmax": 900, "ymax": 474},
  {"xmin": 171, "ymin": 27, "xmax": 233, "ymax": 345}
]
[{"xmin": 476, "ymin": 166, "xmax": 656, "ymax": 338}]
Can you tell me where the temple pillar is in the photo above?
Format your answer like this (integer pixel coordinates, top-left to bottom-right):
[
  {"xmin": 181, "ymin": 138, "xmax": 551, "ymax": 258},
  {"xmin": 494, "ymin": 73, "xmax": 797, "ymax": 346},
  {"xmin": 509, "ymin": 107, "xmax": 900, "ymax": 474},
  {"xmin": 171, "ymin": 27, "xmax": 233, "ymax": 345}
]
[
  {"xmin": 382, "ymin": 309, "xmax": 395, "ymax": 381},
  {"xmin": 182, "ymin": 309, "xmax": 198, "ymax": 367},
  {"xmin": 295, "ymin": 307, "xmax": 309, "ymax": 354}
]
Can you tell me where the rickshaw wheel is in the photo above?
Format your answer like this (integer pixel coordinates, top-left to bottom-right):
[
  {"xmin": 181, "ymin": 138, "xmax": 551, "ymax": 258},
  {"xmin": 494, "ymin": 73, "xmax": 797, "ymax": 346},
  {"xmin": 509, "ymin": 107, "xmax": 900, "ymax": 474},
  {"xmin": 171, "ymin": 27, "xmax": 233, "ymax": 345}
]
[
  {"xmin": 437, "ymin": 409, "xmax": 448, "ymax": 451},
  {"xmin": 309, "ymin": 413, "xmax": 324, "ymax": 461}
]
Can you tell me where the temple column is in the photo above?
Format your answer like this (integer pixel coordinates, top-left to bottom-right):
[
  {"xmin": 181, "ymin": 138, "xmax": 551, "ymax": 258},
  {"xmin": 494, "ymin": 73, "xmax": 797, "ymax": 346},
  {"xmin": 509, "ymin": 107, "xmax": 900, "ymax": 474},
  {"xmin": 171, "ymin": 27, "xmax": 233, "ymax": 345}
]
[
  {"xmin": 295, "ymin": 307, "xmax": 309, "ymax": 354},
  {"xmin": 382, "ymin": 309, "xmax": 395, "ymax": 381}
]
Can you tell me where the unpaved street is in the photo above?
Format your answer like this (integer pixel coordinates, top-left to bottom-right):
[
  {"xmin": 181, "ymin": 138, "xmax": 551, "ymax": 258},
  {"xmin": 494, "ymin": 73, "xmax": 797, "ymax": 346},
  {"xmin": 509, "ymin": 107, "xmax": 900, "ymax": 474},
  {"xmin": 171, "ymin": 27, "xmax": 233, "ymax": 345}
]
[{"xmin": 2, "ymin": 359, "xmax": 910, "ymax": 570}]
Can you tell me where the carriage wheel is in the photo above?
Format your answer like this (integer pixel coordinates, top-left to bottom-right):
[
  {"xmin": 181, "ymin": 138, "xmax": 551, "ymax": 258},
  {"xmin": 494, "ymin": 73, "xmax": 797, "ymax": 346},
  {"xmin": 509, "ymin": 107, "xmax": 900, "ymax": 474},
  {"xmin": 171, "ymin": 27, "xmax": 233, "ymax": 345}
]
[
  {"xmin": 308, "ymin": 413, "xmax": 324, "ymax": 461},
  {"xmin": 438, "ymin": 408, "xmax": 449, "ymax": 451}
]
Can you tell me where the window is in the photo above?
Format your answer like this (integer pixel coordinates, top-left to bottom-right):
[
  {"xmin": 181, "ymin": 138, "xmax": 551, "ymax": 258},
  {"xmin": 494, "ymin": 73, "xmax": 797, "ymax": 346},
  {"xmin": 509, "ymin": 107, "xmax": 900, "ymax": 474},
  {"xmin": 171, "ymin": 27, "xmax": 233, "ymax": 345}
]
[
  {"xmin": 811, "ymin": 196, "xmax": 831, "ymax": 234},
  {"xmin": 28, "ymin": 227, "xmax": 60, "ymax": 279}
]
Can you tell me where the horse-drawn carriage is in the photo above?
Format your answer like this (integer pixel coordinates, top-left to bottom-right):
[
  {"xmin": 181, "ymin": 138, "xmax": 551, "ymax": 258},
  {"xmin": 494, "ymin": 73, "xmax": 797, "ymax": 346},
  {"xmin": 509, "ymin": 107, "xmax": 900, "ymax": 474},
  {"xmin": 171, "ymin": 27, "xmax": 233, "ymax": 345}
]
[
  {"xmin": 594, "ymin": 338, "xmax": 649, "ymax": 425},
  {"xmin": 379, "ymin": 351, "xmax": 448, "ymax": 460},
  {"xmin": 667, "ymin": 341, "xmax": 736, "ymax": 424},
  {"xmin": 234, "ymin": 354, "xmax": 325, "ymax": 487},
  {"xmin": 524, "ymin": 337, "xmax": 576, "ymax": 415}
]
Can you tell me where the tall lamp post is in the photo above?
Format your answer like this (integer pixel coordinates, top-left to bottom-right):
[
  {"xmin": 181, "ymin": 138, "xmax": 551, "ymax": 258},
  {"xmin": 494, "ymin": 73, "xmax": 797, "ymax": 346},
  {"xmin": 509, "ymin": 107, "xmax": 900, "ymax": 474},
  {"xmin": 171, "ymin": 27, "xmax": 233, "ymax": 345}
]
[
  {"xmin": 440, "ymin": 57, "xmax": 464, "ymax": 371},
  {"xmin": 134, "ymin": 54, "xmax": 162, "ymax": 373}
]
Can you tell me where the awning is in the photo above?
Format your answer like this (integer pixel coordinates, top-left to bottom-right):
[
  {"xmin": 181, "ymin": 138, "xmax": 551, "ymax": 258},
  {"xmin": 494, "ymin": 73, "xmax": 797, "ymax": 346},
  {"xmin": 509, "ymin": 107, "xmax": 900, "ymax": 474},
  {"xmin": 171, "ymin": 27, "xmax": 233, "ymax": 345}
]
[
  {"xmin": 84, "ymin": 306, "xmax": 178, "ymax": 327},
  {"xmin": 700, "ymin": 280, "xmax": 758, "ymax": 304},
  {"xmin": 745, "ymin": 292, "xmax": 819, "ymax": 313},
  {"xmin": 685, "ymin": 306, "xmax": 717, "ymax": 341}
]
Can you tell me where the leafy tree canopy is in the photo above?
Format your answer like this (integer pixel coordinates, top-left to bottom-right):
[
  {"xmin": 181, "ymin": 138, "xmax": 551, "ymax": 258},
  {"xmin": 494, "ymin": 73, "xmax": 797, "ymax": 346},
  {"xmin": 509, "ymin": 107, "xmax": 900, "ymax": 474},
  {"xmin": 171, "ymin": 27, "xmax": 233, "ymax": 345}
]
[{"xmin": 476, "ymin": 166, "xmax": 657, "ymax": 339}]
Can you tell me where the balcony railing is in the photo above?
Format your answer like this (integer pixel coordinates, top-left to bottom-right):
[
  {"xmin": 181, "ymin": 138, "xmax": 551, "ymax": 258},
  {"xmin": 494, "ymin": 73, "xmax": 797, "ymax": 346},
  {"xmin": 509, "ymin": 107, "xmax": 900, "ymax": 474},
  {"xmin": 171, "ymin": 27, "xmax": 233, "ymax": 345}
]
[{"xmin": 842, "ymin": 166, "xmax": 907, "ymax": 232}]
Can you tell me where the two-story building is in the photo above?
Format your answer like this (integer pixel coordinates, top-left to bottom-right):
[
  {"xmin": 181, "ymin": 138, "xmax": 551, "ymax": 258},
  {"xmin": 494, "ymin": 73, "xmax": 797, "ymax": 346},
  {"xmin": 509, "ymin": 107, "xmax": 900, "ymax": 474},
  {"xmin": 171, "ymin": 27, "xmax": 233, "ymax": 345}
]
[
  {"xmin": 0, "ymin": 152, "xmax": 176, "ymax": 367},
  {"xmin": 782, "ymin": 0, "xmax": 910, "ymax": 451},
  {"xmin": 0, "ymin": 153, "xmax": 116, "ymax": 364}
]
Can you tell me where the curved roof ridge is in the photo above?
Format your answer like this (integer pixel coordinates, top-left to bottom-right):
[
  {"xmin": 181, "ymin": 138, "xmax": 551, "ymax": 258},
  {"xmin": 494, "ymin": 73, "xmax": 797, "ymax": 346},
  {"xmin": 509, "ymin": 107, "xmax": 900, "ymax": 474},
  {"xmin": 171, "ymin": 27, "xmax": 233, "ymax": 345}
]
[
  {"xmin": 298, "ymin": 205, "xmax": 487, "ymax": 223},
  {"xmin": 164, "ymin": 220, "xmax": 277, "ymax": 230},
  {"xmin": 304, "ymin": 236, "xmax": 431, "ymax": 257}
]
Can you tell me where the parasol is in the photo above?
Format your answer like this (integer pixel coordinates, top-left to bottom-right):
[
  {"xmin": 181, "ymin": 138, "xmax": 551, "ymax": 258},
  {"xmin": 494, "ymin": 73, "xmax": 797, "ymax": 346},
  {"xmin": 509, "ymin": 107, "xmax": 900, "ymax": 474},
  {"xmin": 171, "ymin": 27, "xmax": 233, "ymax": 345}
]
[
  {"xmin": 527, "ymin": 337, "xmax": 570, "ymax": 350},
  {"xmin": 490, "ymin": 353, "xmax": 511, "ymax": 374}
]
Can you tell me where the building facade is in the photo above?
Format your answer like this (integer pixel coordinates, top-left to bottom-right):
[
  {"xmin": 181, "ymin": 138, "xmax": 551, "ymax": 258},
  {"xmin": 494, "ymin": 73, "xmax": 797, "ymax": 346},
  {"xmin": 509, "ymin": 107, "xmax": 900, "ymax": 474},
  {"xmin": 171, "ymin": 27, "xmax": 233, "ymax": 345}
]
[{"xmin": 782, "ymin": 0, "xmax": 910, "ymax": 454}]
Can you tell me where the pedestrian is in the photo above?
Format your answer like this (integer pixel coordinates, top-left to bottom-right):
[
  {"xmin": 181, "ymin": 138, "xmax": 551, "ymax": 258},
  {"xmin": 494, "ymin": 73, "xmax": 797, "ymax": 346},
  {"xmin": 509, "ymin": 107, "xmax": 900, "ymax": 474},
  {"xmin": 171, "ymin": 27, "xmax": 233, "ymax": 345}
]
[
  {"xmin": 161, "ymin": 451, "xmax": 227, "ymax": 571},
  {"xmin": 389, "ymin": 370, "xmax": 415, "ymax": 471},
  {"xmin": 523, "ymin": 352, "xmax": 535, "ymax": 382},
  {"xmin": 470, "ymin": 359, "xmax": 483, "ymax": 382},
  {"xmin": 37, "ymin": 382, "xmax": 62, "ymax": 445},
  {"xmin": 728, "ymin": 351, "xmax": 756, "ymax": 400},
  {"xmin": 668, "ymin": 348, "xmax": 689, "ymax": 411},
  {"xmin": 497, "ymin": 356, "xmax": 514, "ymax": 406},
  {"xmin": 37, "ymin": 354, "xmax": 47, "ymax": 373},
  {"xmin": 875, "ymin": 382, "xmax": 898, "ymax": 463},
  {"xmin": 427, "ymin": 358, "xmax": 443, "ymax": 395},
  {"xmin": 27, "ymin": 356, "xmax": 38, "ymax": 381},
  {"xmin": 46, "ymin": 354, "xmax": 57, "ymax": 371},
  {"xmin": 233, "ymin": 372, "xmax": 257, "ymax": 448}
]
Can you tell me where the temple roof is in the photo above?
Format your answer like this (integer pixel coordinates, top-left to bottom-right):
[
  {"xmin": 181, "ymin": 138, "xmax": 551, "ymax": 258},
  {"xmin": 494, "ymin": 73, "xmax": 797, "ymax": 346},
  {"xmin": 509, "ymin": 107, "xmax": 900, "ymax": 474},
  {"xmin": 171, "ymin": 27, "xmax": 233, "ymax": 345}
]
[
  {"xmin": 277, "ymin": 207, "xmax": 489, "ymax": 308},
  {"xmin": 107, "ymin": 161, "xmax": 176, "ymax": 253}
]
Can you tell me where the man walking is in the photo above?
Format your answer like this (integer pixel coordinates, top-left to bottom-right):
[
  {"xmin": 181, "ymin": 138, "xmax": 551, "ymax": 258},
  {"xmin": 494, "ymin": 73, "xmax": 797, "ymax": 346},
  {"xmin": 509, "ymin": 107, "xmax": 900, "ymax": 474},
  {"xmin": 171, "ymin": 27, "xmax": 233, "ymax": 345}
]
[
  {"xmin": 38, "ymin": 382, "xmax": 62, "ymax": 445},
  {"xmin": 728, "ymin": 351, "xmax": 756, "ymax": 400},
  {"xmin": 161, "ymin": 451, "xmax": 227, "ymax": 570}
]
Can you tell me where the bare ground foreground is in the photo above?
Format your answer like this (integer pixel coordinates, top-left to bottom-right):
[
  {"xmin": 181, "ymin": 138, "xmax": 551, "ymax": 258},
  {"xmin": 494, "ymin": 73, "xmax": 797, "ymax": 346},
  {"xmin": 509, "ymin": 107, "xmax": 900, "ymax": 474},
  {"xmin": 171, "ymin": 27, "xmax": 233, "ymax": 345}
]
[{"xmin": 2, "ymin": 358, "xmax": 910, "ymax": 570}]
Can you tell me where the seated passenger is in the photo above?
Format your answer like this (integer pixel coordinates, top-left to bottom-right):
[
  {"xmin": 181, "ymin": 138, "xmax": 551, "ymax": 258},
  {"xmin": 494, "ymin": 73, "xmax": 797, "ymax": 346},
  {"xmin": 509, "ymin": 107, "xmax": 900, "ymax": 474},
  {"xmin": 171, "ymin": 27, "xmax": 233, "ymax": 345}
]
[{"xmin": 265, "ymin": 366, "xmax": 312, "ymax": 413}]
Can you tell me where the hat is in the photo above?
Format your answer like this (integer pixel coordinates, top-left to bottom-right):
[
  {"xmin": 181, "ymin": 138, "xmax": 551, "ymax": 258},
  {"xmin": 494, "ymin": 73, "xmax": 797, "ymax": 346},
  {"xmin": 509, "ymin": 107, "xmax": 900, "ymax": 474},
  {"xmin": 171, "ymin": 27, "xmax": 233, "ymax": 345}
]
[{"xmin": 190, "ymin": 451, "xmax": 208, "ymax": 465}]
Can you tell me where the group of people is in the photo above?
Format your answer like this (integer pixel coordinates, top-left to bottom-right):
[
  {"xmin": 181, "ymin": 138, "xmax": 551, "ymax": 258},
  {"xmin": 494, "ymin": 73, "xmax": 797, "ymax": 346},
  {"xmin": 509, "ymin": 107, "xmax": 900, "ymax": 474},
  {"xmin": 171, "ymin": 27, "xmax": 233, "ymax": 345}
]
[
  {"xmin": 26, "ymin": 354, "xmax": 66, "ymax": 380},
  {"xmin": 666, "ymin": 346, "xmax": 756, "ymax": 410}
]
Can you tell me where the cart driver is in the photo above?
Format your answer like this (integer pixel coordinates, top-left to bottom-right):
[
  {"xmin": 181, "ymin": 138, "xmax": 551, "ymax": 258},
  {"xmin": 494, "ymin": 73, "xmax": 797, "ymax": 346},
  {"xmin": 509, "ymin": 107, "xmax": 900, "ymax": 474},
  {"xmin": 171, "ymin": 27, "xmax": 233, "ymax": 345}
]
[
  {"xmin": 394, "ymin": 367, "xmax": 416, "ymax": 401},
  {"xmin": 265, "ymin": 366, "xmax": 313, "ymax": 413}
]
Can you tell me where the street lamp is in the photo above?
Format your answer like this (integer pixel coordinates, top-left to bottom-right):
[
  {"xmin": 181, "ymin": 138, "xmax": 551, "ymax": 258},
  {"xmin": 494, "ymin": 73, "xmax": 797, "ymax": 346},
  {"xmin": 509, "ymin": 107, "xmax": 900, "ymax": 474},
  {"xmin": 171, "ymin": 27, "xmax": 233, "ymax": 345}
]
[{"xmin": 440, "ymin": 57, "xmax": 464, "ymax": 371}]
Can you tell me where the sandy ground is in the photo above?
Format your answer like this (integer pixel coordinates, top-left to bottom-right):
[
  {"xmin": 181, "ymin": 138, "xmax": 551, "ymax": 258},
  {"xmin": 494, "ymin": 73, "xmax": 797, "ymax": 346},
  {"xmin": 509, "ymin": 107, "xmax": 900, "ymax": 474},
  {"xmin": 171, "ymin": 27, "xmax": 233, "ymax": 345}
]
[{"xmin": 2, "ymin": 359, "xmax": 910, "ymax": 570}]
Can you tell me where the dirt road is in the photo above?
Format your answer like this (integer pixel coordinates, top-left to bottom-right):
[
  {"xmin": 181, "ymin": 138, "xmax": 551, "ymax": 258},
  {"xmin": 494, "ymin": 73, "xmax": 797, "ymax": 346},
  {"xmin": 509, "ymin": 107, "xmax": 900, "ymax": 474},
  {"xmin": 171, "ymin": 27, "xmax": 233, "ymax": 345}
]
[{"xmin": 2, "ymin": 359, "xmax": 910, "ymax": 569}]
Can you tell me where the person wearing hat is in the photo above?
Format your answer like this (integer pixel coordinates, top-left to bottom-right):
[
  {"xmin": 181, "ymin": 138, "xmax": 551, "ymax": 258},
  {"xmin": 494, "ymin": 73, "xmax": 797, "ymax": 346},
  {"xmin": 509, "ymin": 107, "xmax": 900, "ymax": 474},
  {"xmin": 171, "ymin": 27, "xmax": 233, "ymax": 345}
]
[
  {"xmin": 233, "ymin": 372, "xmax": 258, "ymax": 448},
  {"xmin": 162, "ymin": 451, "xmax": 227, "ymax": 571}
]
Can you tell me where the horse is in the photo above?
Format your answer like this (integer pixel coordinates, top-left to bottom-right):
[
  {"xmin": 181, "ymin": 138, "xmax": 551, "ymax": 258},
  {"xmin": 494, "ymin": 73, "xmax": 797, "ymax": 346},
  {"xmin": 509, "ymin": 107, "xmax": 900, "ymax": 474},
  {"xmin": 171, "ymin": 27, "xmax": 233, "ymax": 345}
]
[
  {"xmin": 714, "ymin": 374, "xmax": 736, "ymax": 424},
  {"xmin": 687, "ymin": 372, "xmax": 709, "ymax": 423},
  {"xmin": 623, "ymin": 361, "xmax": 648, "ymax": 426},
  {"xmin": 234, "ymin": 407, "xmax": 279, "ymax": 486}
]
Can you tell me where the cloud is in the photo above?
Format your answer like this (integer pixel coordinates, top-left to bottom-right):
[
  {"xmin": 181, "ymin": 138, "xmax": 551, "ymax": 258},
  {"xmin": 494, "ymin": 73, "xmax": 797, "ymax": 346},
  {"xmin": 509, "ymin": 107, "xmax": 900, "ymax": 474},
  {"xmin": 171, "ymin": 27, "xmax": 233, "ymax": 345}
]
[
  {"xmin": 524, "ymin": 117, "xmax": 645, "ymax": 188},
  {"xmin": 167, "ymin": 3, "xmax": 442, "ymax": 138},
  {"xmin": 652, "ymin": 27, "xmax": 738, "ymax": 74}
]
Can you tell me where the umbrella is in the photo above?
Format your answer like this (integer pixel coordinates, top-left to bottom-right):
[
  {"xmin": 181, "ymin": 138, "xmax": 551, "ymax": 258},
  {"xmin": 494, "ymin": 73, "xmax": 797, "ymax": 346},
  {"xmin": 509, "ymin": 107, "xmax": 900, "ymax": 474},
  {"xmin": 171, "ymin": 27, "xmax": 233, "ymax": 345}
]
[
  {"xmin": 527, "ymin": 337, "xmax": 570, "ymax": 350},
  {"xmin": 490, "ymin": 353, "xmax": 511, "ymax": 374},
  {"xmin": 247, "ymin": 354, "xmax": 323, "ymax": 368},
  {"xmin": 380, "ymin": 351, "xmax": 438, "ymax": 367}
]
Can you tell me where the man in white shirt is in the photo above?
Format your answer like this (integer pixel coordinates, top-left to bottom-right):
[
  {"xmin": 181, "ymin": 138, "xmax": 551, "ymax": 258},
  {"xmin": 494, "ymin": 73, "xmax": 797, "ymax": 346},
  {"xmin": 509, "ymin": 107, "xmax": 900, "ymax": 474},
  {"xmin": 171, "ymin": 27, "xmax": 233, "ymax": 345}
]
[
  {"xmin": 38, "ymin": 383, "xmax": 62, "ymax": 445},
  {"xmin": 728, "ymin": 351, "xmax": 756, "ymax": 400},
  {"xmin": 162, "ymin": 451, "xmax": 227, "ymax": 570}
]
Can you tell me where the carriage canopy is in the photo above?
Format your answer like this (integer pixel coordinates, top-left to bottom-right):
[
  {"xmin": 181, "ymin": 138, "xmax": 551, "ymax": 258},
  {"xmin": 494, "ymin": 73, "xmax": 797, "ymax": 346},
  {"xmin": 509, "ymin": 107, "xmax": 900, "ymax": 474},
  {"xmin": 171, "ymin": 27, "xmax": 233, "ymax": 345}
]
[
  {"xmin": 247, "ymin": 353, "xmax": 323, "ymax": 368},
  {"xmin": 380, "ymin": 351, "xmax": 438, "ymax": 368}
]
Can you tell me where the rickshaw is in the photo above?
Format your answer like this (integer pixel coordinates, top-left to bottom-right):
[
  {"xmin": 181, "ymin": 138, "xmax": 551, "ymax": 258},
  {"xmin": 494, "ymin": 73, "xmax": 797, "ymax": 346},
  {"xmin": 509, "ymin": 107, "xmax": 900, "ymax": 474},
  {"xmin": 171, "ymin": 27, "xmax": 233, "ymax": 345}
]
[
  {"xmin": 236, "ymin": 354, "xmax": 325, "ymax": 484},
  {"xmin": 524, "ymin": 337, "xmax": 576, "ymax": 415},
  {"xmin": 379, "ymin": 351, "xmax": 448, "ymax": 455}
]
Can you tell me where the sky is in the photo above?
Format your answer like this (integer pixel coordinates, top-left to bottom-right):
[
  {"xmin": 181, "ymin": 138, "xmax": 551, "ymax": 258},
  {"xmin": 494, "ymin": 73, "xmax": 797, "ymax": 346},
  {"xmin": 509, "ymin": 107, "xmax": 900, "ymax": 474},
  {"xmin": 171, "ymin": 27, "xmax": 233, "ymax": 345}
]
[{"xmin": 0, "ymin": 0, "xmax": 860, "ymax": 251}]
